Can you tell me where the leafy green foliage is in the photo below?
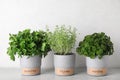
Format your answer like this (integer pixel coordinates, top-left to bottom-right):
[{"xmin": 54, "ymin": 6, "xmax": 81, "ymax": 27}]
[
  {"xmin": 48, "ymin": 25, "xmax": 76, "ymax": 55},
  {"xmin": 76, "ymin": 32, "xmax": 114, "ymax": 59},
  {"xmin": 7, "ymin": 29, "xmax": 51, "ymax": 61}
]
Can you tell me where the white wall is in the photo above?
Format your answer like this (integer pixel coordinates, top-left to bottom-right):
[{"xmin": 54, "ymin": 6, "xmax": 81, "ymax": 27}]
[{"xmin": 0, "ymin": 0, "xmax": 120, "ymax": 68}]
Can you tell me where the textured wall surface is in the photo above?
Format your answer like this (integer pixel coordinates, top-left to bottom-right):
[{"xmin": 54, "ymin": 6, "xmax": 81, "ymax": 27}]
[{"xmin": 0, "ymin": 0, "xmax": 120, "ymax": 68}]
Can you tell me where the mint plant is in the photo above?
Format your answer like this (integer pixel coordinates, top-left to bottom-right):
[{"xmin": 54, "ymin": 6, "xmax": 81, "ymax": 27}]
[
  {"xmin": 76, "ymin": 32, "xmax": 114, "ymax": 59},
  {"xmin": 48, "ymin": 25, "xmax": 76, "ymax": 55},
  {"xmin": 7, "ymin": 29, "xmax": 51, "ymax": 61}
]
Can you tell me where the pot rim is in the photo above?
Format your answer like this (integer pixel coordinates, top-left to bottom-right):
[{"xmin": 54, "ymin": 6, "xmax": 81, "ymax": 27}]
[
  {"xmin": 86, "ymin": 56, "xmax": 108, "ymax": 60},
  {"xmin": 54, "ymin": 53, "xmax": 75, "ymax": 56}
]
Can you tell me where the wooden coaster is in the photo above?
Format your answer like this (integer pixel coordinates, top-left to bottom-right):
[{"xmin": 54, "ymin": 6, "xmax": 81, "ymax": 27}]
[
  {"xmin": 22, "ymin": 68, "xmax": 40, "ymax": 75},
  {"xmin": 55, "ymin": 68, "xmax": 74, "ymax": 76},
  {"xmin": 87, "ymin": 68, "xmax": 107, "ymax": 76}
]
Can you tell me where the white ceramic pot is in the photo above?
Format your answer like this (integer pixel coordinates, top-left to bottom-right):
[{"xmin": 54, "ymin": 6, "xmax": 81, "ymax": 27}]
[
  {"xmin": 86, "ymin": 56, "xmax": 107, "ymax": 76},
  {"xmin": 20, "ymin": 55, "xmax": 41, "ymax": 76},
  {"xmin": 54, "ymin": 53, "xmax": 75, "ymax": 76}
]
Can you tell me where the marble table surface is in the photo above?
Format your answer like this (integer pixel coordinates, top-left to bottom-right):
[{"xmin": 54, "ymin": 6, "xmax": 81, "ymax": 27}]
[{"xmin": 0, "ymin": 68, "xmax": 120, "ymax": 80}]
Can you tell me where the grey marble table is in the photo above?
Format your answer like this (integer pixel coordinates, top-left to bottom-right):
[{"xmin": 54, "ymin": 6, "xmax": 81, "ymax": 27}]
[{"xmin": 0, "ymin": 68, "xmax": 120, "ymax": 80}]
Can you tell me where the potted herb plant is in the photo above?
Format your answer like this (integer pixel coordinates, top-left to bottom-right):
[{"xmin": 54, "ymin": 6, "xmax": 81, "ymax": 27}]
[
  {"xmin": 76, "ymin": 32, "xmax": 114, "ymax": 76},
  {"xmin": 7, "ymin": 29, "xmax": 51, "ymax": 75},
  {"xmin": 48, "ymin": 25, "xmax": 76, "ymax": 76}
]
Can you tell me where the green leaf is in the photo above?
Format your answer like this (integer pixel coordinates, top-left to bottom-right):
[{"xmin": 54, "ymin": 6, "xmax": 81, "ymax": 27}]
[
  {"xmin": 47, "ymin": 25, "xmax": 76, "ymax": 55},
  {"xmin": 29, "ymin": 43, "xmax": 35, "ymax": 48},
  {"xmin": 41, "ymin": 42, "xmax": 46, "ymax": 51},
  {"xmin": 76, "ymin": 32, "xmax": 114, "ymax": 59},
  {"xmin": 7, "ymin": 29, "xmax": 51, "ymax": 61}
]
